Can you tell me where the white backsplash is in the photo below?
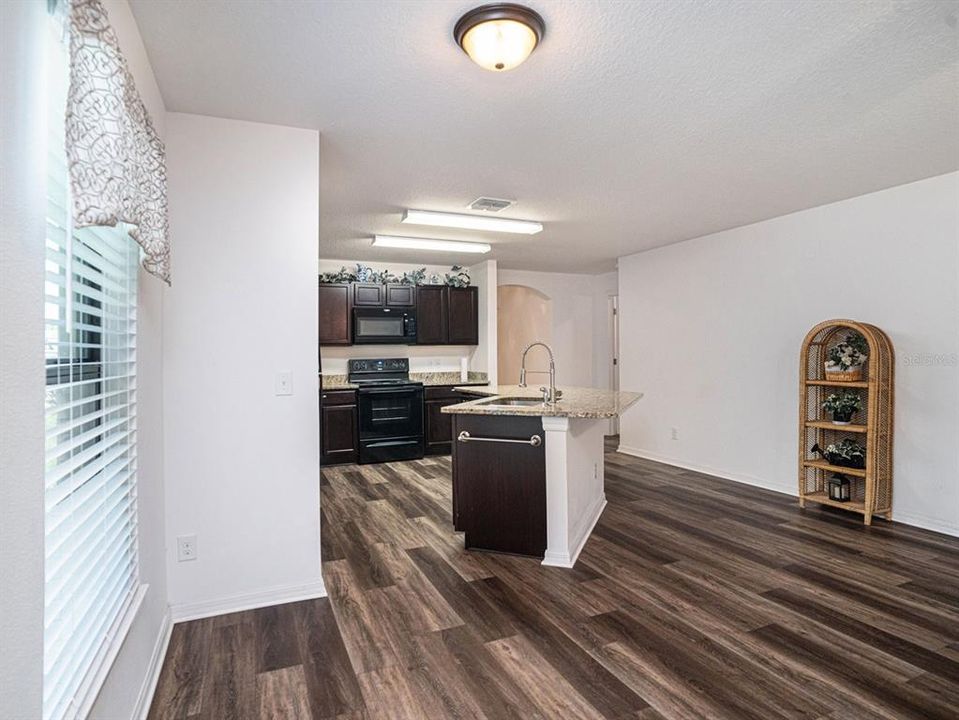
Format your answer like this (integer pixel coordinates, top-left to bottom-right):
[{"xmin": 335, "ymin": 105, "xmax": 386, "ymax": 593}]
[{"xmin": 320, "ymin": 345, "xmax": 477, "ymax": 375}]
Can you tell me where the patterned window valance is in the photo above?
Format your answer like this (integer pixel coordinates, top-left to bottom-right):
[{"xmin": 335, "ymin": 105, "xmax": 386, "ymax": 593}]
[{"xmin": 66, "ymin": 0, "xmax": 170, "ymax": 283}]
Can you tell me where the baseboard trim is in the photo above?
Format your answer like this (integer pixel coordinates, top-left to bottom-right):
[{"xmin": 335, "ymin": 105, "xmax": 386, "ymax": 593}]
[
  {"xmin": 542, "ymin": 495, "xmax": 607, "ymax": 568},
  {"xmin": 170, "ymin": 578, "xmax": 328, "ymax": 623},
  {"xmin": 133, "ymin": 607, "xmax": 172, "ymax": 720},
  {"xmin": 616, "ymin": 445, "xmax": 959, "ymax": 538},
  {"xmin": 891, "ymin": 510, "xmax": 959, "ymax": 537},
  {"xmin": 616, "ymin": 445, "xmax": 792, "ymax": 496}
]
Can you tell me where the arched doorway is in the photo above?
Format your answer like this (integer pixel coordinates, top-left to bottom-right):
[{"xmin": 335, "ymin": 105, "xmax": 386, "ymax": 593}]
[{"xmin": 497, "ymin": 285, "xmax": 553, "ymax": 385}]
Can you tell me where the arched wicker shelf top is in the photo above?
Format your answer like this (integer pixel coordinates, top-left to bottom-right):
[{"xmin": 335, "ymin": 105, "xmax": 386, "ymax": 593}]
[{"xmin": 800, "ymin": 319, "xmax": 894, "ymax": 387}]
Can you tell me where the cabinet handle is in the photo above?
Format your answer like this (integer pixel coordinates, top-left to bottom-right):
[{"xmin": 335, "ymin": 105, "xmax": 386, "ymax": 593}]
[{"xmin": 457, "ymin": 431, "xmax": 541, "ymax": 447}]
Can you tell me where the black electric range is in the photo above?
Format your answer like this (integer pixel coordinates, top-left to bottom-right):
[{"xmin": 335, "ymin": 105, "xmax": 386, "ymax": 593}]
[{"xmin": 348, "ymin": 358, "xmax": 424, "ymax": 464}]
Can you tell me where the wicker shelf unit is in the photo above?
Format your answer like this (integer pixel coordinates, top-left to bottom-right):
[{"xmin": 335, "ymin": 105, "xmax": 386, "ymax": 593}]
[{"xmin": 798, "ymin": 320, "xmax": 894, "ymax": 525}]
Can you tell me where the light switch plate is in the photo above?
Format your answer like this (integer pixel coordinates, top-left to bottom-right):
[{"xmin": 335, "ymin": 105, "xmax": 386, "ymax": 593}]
[{"xmin": 275, "ymin": 371, "xmax": 293, "ymax": 396}]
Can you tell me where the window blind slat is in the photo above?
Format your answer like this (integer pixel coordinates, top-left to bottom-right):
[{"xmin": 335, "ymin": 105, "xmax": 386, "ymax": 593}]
[
  {"xmin": 44, "ymin": 385, "xmax": 136, "ymax": 416},
  {"xmin": 45, "ymin": 512, "xmax": 136, "ymax": 636},
  {"xmin": 44, "ymin": 554, "xmax": 137, "ymax": 714},
  {"xmin": 45, "ymin": 458, "xmax": 134, "ymax": 548},
  {"xmin": 45, "ymin": 401, "xmax": 136, "ymax": 442},
  {"xmin": 44, "ymin": 443, "xmax": 133, "ymax": 516},
  {"xmin": 45, "ymin": 414, "xmax": 132, "ymax": 464},
  {"xmin": 44, "ymin": 431, "xmax": 131, "ymax": 487}
]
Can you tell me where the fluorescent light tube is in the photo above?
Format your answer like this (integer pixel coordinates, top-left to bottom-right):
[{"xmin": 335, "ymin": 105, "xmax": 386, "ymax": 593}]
[
  {"xmin": 402, "ymin": 209, "xmax": 542, "ymax": 235},
  {"xmin": 372, "ymin": 235, "xmax": 492, "ymax": 254}
]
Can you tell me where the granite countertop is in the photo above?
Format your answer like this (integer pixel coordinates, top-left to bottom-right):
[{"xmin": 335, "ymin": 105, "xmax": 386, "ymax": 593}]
[
  {"xmin": 441, "ymin": 384, "xmax": 643, "ymax": 419},
  {"xmin": 320, "ymin": 371, "xmax": 489, "ymax": 390},
  {"xmin": 412, "ymin": 371, "xmax": 489, "ymax": 387}
]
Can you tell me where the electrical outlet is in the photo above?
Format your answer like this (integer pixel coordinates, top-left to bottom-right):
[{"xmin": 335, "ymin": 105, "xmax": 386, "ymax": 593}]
[
  {"xmin": 671, "ymin": 427, "xmax": 679, "ymax": 441},
  {"xmin": 177, "ymin": 534, "xmax": 197, "ymax": 562},
  {"xmin": 275, "ymin": 371, "xmax": 292, "ymax": 396}
]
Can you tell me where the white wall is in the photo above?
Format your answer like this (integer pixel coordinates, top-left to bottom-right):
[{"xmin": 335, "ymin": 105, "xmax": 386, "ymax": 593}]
[
  {"xmin": 0, "ymin": 1, "xmax": 48, "ymax": 716},
  {"xmin": 164, "ymin": 113, "xmax": 324, "ymax": 619},
  {"xmin": 318, "ymin": 258, "xmax": 496, "ymax": 378},
  {"xmin": 468, "ymin": 259, "xmax": 497, "ymax": 384},
  {"xmin": 618, "ymin": 172, "xmax": 959, "ymax": 536},
  {"xmin": 497, "ymin": 269, "xmax": 618, "ymax": 389},
  {"xmin": 90, "ymin": 1, "xmax": 172, "ymax": 717}
]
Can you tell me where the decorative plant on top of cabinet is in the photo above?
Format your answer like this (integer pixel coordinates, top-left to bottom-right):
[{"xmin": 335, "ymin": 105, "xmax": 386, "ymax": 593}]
[{"xmin": 798, "ymin": 319, "xmax": 894, "ymax": 525}]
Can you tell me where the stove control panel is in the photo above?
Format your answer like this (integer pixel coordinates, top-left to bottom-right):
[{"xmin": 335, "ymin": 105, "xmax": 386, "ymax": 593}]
[{"xmin": 348, "ymin": 358, "xmax": 410, "ymax": 375}]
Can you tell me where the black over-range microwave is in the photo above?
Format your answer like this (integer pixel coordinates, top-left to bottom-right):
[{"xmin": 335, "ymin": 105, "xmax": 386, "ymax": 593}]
[{"xmin": 353, "ymin": 307, "xmax": 417, "ymax": 344}]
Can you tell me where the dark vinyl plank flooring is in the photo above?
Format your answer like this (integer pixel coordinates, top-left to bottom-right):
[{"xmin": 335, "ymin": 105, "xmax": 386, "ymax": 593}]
[{"xmin": 149, "ymin": 440, "xmax": 959, "ymax": 720}]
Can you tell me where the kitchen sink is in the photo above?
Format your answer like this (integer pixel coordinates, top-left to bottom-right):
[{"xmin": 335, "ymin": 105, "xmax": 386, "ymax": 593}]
[{"xmin": 477, "ymin": 397, "xmax": 546, "ymax": 407}]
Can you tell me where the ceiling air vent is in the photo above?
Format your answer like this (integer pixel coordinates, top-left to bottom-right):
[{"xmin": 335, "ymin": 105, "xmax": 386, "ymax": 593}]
[{"xmin": 468, "ymin": 197, "xmax": 514, "ymax": 213}]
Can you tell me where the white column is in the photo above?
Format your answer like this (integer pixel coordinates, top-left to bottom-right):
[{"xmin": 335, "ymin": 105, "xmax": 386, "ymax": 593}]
[
  {"xmin": 541, "ymin": 416, "xmax": 608, "ymax": 567},
  {"xmin": 542, "ymin": 416, "xmax": 571, "ymax": 566}
]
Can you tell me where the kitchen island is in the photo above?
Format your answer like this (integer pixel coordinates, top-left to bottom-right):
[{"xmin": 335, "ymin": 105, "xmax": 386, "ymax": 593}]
[{"xmin": 442, "ymin": 385, "xmax": 642, "ymax": 567}]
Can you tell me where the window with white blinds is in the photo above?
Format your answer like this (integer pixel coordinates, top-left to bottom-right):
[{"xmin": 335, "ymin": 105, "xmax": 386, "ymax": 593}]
[{"xmin": 44, "ymin": 13, "xmax": 141, "ymax": 720}]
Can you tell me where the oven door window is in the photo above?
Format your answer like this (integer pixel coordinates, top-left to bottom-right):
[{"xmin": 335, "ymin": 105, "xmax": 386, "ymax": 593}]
[
  {"xmin": 356, "ymin": 316, "xmax": 404, "ymax": 338},
  {"xmin": 358, "ymin": 389, "xmax": 423, "ymax": 440}
]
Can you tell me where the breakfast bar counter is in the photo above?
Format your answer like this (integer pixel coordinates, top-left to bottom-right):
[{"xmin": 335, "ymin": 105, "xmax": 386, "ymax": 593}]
[{"xmin": 442, "ymin": 385, "xmax": 642, "ymax": 567}]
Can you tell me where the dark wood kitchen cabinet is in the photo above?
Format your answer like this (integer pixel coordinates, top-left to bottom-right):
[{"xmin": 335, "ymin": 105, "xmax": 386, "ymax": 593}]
[
  {"xmin": 384, "ymin": 283, "xmax": 416, "ymax": 307},
  {"xmin": 352, "ymin": 282, "xmax": 385, "ymax": 307},
  {"xmin": 448, "ymin": 286, "xmax": 479, "ymax": 345},
  {"xmin": 415, "ymin": 285, "xmax": 449, "ymax": 344},
  {"xmin": 320, "ymin": 280, "xmax": 477, "ymax": 346},
  {"xmin": 318, "ymin": 283, "xmax": 351, "ymax": 346},
  {"xmin": 320, "ymin": 389, "xmax": 358, "ymax": 465},
  {"xmin": 416, "ymin": 286, "xmax": 478, "ymax": 345},
  {"xmin": 352, "ymin": 282, "xmax": 415, "ymax": 308},
  {"xmin": 424, "ymin": 386, "xmax": 473, "ymax": 455},
  {"xmin": 451, "ymin": 414, "xmax": 546, "ymax": 556}
]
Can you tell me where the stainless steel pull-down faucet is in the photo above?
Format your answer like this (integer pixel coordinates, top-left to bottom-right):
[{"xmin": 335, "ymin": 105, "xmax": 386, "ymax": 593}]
[{"xmin": 518, "ymin": 341, "xmax": 563, "ymax": 405}]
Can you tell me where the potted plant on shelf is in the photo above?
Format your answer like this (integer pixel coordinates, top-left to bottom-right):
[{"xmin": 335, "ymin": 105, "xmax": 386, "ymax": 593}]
[
  {"xmin": 822, "ymin": 391, "xmax": 861, "ymax": 425},
  {"xmin": 811, "ymin": 439, "xmax": 866, "ymax": 469},
  {"xmin": 824, "ymin": 331, "xmax": 868, "ymax": 382}
]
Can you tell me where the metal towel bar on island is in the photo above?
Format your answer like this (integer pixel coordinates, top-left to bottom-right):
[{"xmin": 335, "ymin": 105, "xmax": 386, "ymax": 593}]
[{"xmin": 457, "ymin": 431, "xmax": 542, "ymax": 447}]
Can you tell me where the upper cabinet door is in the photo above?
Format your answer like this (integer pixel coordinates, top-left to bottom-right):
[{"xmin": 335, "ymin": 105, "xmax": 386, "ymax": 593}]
[
  {"xmin": 416, "ymin": 285, "xmax": 449, "ymax": 344},
  {"xmin": 319, "ymin": 283, "xmax": 352, "ymax": 345},
  {"xmin": 385, "ymin": 283, "xmax": 416, "ymax": 308},
  {"xmin": 448, "ymin": 286, "xmax": 479, "ymax": 345},
  {"xmin": 352, "ymin": 282, "xmax": 385, "ymax": 307}
]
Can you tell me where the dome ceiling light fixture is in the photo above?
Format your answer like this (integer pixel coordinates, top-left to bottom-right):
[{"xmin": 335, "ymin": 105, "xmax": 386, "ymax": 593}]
[{"xmin": 454, "ymin": 3, "xmax": 546, "ymax": 72}]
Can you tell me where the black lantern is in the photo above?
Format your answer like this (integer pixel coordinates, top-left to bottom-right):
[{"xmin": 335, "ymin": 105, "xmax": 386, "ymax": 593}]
[{"xmin": 828, "ymin": 473, "xmax": 851, "ymax": 502}]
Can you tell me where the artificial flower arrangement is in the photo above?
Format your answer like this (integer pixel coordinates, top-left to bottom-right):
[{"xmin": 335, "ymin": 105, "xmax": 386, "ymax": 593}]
[
  {"xmin": 811, "ymin": 439, "xmax": 866, "ymax": 469},
  {"xmin": 821, "ymin": 391, "xmax": 862, "ymax": 425},
  {"xmin": 824, "ymin": 331, "xmax": 868, "ymax": 381},
  {"xmin": 319, "ymin": 264, "xmax": 469, "ymax": 287},
  {"xmin": 445, "ymin": 265, "xmax": 471, "ymax": 288}
]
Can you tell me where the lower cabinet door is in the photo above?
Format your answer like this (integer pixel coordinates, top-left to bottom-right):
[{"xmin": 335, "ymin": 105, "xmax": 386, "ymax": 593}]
[
  {"xmin": 425, "ymin": 398, "xmax": 456, "ymax": 454},
  {"xmin": 452, "ymin": 414, "xmax": 546, "ymax": 557},
  {"xmin": 321, "ymin": 403, "xmax": 358, "ymax": 465}
]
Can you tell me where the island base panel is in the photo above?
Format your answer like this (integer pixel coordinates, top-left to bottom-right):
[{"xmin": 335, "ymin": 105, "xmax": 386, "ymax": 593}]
[{"xmin": 452, "ymin": 414, "xmax": 547, "ymax": 558}]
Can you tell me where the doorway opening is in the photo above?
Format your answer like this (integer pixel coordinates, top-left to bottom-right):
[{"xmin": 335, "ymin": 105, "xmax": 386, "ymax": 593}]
[{"xmin": 497, "ymin": 285, "xmax": 553, "ymax": 385}]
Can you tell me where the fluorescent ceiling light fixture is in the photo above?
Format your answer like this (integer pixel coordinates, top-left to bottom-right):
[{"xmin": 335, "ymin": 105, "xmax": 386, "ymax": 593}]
[
  {"xmin": 372, "ymin": 235, "xmax": 492, "ymax": 254},
  {"xmin": 402, "ymin": 209, "xmax": 542, "ymax": 234}
]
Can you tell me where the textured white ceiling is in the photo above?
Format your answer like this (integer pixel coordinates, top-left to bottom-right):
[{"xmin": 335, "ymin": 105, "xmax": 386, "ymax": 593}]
[{"xmin": 129, "ymin": 0, "xmax": 958, "ymax": 273}]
